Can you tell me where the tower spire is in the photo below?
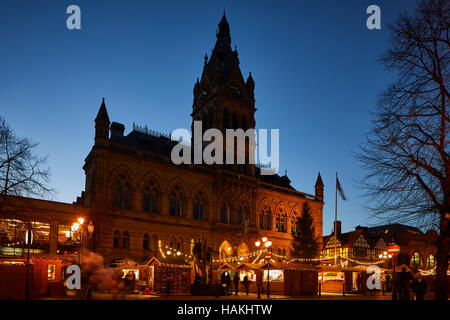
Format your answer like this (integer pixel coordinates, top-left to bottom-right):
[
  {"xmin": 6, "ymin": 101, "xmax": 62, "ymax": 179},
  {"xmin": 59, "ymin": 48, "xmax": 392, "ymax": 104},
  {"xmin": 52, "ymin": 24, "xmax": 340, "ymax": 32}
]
[
  {"xmin": 315, "ymin": 172, "xmax": 324, "ymax": 199},
  {"xmin": 94, "ymin": 97, "xmax": 110, "ymax": 144},
  {"xmin": 217, "ymin": 12, "xmax": 231, "ymax": 39}
]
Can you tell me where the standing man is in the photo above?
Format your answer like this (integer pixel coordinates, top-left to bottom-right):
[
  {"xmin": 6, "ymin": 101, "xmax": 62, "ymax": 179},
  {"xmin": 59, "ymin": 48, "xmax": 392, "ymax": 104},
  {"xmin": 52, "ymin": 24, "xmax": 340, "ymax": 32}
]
[
  {"xmin": 243, "ymin": 275, "xmax": 249, "ymax": 295},
  {"xmin": 233, "ymin": 273, "xmax": 240, "ymax": 295}
]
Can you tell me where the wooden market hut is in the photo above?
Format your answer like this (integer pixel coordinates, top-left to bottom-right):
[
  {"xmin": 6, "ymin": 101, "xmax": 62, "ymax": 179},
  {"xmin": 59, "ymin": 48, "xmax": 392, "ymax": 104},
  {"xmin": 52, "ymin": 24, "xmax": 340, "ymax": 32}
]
[
  {"xmin": 138, "ymin": 257, "xmax": 191, "ymax": 295},
  {"xmin": 0, "ymin": 253, "xmax": 74, "ymax": 299},
  {"xmin": 242, "ymin": 262, "xmax": 318, "ymax": 296}
]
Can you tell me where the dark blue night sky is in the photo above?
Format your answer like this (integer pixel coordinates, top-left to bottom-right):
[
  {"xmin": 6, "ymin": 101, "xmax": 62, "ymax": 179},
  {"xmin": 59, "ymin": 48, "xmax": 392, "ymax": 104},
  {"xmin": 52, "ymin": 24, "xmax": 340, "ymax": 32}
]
[{"xmin": 0, "ymin": 0, "xmax": 416, "ymax": 234}]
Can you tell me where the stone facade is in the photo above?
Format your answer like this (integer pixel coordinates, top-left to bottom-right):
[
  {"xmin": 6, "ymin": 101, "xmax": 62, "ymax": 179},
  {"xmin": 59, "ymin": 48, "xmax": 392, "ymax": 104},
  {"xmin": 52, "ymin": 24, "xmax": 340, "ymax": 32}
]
[{"xmin": 0, "ymin": 14, "xmax": 324, "ymax": 267}]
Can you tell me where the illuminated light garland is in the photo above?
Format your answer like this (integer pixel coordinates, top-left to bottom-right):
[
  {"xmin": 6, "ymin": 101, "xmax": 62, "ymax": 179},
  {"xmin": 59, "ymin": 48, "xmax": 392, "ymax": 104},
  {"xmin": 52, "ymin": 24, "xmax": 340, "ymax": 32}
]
[{"xmin": 158, "ymin": 242, "xmax": 450, "ymax": 275}]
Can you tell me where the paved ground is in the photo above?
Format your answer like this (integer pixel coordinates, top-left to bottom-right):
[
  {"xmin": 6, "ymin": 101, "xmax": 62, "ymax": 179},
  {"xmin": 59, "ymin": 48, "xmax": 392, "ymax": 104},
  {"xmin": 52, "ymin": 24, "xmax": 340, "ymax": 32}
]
[{"xmin": 60, "ymin": 291, "xmax": 435, "ymax": 300}]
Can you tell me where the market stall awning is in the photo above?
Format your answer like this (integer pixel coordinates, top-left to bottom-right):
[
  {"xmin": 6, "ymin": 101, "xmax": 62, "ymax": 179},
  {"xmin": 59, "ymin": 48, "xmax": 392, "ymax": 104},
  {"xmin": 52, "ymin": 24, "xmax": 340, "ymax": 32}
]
[
  {"xmin": 235, "ymin": 263, "xmax": 261, "ymax": 271},
  {"xmin": 256, "ymin": 261, "xmax": 282, "ymax": 270},
  {"xmin": 218, "ymin": 263, "xmax": 238, "ymax": 271},
  {"xmin": 146, "ymin": 256, "xmax": 191, "ymax": 267}
]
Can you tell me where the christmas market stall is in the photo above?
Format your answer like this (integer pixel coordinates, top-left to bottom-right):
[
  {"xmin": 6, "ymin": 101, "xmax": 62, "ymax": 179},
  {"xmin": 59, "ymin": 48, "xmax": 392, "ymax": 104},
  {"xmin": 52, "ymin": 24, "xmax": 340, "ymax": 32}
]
[
  {"xmin": 234, "ymin": 263, "xmax": 260, "ymax": 293},
  {"xmin": 138, "ymin": 257, "xmax": 191, "ymax": 295},
  {"xmin": 255, "ymin": 262, "xmax": 318, "ymax": 296},
  {"xmin": 318, "ymin": 265, "xmax": 346, "ymax": 293},
  {"xmin": 318, "ymin": 265, "xmax": 370, "ymax": 293},
  {"xmin": 0, "ymin": 253, "xmax": 74, "ymax": 299}
]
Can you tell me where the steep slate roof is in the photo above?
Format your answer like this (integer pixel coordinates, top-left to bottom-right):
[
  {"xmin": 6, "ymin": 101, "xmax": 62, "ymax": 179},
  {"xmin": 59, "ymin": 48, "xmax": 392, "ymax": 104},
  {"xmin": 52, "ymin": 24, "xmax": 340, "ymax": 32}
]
[
  {"xmin": 108, "ymin": 128, "xmax": 295, "ymax": 190},
  {"xmin": 323, "ymin": 229, "xmax": 368, "ymax": 249},
  {"xmin": 323, "ymin": 223, "xmax": 426, "ymax": 250}
]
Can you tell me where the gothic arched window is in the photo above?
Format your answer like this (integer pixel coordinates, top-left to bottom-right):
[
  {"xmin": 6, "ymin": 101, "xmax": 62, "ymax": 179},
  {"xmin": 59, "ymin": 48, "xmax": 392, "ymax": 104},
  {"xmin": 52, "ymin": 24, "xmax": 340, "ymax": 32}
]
[
  {"xmin": 260, "ymin": 207, "xmax": 271, "ymax": 230},
  {"xmin": 427, "ymin": 254, "xmax": 435, "ymax": 268},
  {"xmin": 113, "ymin": 230, "xmax": 121, "ymax": 248},
  {"xmin": 143, "ymin": 233, "xmax": 149, "ymax": 250},
  {"xmin": 220, "ymin": 201, "xmax": 231, "ymax": 224},
  {"xmin": 122, "ymin": 231, "xmax": 130, "ymax": 249},
  {"xmin": 276, "ymin": 215, "xmax": 286, "ymax": 232},
  {"xmin": 237, "ymin": 206, "xmax": 247, "ymax": 225},
  {"xmin": 193, "ymin": 191, "xmax": 206, "ymax": 220},
  {"xmin": 113, "ymin": 175, "xmax": 131, "ymax": 209},
  {"xmin": 123, "ymin": 182, "xmax": 130, "ymax": 209},
  {"xmin": 411, "ymin": 252, "xmax": 424, "ymax": 267},
  {"xmin": 143, "ymin": 180, "xmax": 159, "ymax": 213},
  {"xmin": 169, "ymin": 186, "xmax": 183, "ymax": 217}
]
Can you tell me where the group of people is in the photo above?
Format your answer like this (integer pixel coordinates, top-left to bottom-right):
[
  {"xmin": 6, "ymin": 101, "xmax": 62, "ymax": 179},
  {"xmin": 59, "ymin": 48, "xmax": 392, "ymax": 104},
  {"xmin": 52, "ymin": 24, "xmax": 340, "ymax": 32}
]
[
  {"xmin": 220, "ymin": 272, "xmax": 250, "ymax": 295},
  {"xmin": 356, "ymin": 267, "xmax": 429, "ymax": 300},
  {"xmin": 397, "ymin": 267, "xmax": 428, "ymax": 300},
  {"xmin": 124, "ymin": 270, "xmax": 136, "ymax": 293}
]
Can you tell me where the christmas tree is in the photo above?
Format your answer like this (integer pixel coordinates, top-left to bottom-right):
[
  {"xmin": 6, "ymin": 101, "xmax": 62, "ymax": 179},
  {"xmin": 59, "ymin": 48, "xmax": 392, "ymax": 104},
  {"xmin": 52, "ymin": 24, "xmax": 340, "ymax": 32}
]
[{"xmin": 291, "ymin": 202, "xmax": 319, "ymax": 261}]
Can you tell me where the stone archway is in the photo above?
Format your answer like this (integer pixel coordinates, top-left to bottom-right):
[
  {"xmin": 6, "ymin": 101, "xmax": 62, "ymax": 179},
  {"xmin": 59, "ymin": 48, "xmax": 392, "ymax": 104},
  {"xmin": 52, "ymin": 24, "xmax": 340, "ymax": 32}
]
[
  {"xmin": 237, "ymin": 242, "xmax": 250, "ymax": 262},
  {"xmin": 218, "ymin": 240, "xmax": 233, "ymax": 262}
]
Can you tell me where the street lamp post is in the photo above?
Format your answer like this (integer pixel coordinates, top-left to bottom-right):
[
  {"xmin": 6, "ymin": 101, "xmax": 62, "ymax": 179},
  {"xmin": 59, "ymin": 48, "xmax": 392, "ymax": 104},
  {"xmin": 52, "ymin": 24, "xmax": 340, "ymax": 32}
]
[
  {"xmin": 71, "ymin": 217, "xmax": 94, "ymax": 266},
  {"xmin": 378, "ymin": 251, "xmax": 392, "ymax": 296},
  {"xmin": 255, "ymin": 237, "xmax": 272, "ymax": 298},
  {"xmin": 24, "ymin": 230, "xmax": 33, "ymax": 300}
]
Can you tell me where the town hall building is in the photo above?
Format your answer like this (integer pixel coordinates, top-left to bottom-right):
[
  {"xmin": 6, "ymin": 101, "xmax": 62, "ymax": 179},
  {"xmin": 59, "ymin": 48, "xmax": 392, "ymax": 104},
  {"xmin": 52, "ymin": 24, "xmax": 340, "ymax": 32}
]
[{"xmin": 0, "ymin": 14, "xmax": 324, "ymax": 268}]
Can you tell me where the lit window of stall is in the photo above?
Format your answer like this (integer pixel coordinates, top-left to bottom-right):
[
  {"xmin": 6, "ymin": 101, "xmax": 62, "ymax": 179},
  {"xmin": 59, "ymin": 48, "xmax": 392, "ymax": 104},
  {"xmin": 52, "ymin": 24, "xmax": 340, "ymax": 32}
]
[{"xmin": 262, "ymin": 269, "xmax": 284, "ymax": 282}]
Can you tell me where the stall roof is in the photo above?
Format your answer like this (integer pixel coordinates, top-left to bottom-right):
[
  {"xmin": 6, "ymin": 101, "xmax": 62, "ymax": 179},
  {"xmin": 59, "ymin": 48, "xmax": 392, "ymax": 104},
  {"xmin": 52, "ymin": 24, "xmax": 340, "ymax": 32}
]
[
  {"xmin": 257, "ymin": 262, "xmax": 317, "ymax": 270},
  {"xmin": 235, "ymin": 263, "xmax": 261, "ymax": 271},
  {"xmin": 30, "ymin": 254, "xmax": 75, "ymax": 262},
  {"xmin": 218, "ymin": 263, "xmax": 238, "ymax": 271},
  {"xmin": 146, "ymin": 257, "xmax": 191, "ymax": 267}
]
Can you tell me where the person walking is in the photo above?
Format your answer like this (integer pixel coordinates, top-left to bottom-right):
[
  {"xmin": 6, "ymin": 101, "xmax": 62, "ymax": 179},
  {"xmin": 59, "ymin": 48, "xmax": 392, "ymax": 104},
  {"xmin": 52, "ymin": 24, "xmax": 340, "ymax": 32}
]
[
  {"xmin": 397, "ymin": 267, "xmax": 412, "ymax": 300},
  {"xmin": 129, "ymin": 271, "xmax": 136, "ymax": 293},
  {"xmin": 412, "ymin": 274, "xmax": 428, "ymax": 300},
  {"xmin": 356, "ymin": 273, "xmax": 361, "ymax": 294},
  {"xmin": 225, "ymin": 273, "xmax": 231, "ymax": 294},
  {"xmin": 243, "ymin": 275, "xmax": 249, "ymax": 295},
  {"xmin": 233, "ymin": 273, "xmax": 240, "ymax": 295}
]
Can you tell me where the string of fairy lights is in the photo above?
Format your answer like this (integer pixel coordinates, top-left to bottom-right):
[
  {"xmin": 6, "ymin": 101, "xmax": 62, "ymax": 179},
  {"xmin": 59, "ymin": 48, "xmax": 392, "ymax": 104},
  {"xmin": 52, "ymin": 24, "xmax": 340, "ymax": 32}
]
[
  {"xmin": 157, "ymin": 241, "xmax": 450, "ymax": 276},
  {"xmin": 159, "ymin": 242, "xmax": 393, "ymax": 268}
]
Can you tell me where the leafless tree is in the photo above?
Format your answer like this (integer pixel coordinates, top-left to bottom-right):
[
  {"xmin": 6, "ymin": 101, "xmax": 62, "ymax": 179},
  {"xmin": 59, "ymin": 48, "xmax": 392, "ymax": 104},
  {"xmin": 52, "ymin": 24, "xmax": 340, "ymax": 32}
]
[
  {"xmin": 0, "ymin": 116, "xmax": 53, "ymax": 213},
  {"xmin": 356, "ymin": 0, "xmax": 449, "ymax": 300}
]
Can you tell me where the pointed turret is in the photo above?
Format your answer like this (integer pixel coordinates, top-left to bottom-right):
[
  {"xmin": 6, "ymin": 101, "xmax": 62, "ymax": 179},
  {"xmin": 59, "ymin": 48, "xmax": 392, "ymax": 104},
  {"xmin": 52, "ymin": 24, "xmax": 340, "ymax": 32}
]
[
  {"xmin": 94, "ymin": 97, "xmax": 110, "ymax": 144},
  {"xmin": 315, "ymin": 172, "xmax": 324, "ymax": 199},
  {"xmin": 246, "ymin": 72, "xmax": 255, "ymax": 100},
  {"xmin": 216, "ymin": 12, "xmax": 231, "ymax": 39}
]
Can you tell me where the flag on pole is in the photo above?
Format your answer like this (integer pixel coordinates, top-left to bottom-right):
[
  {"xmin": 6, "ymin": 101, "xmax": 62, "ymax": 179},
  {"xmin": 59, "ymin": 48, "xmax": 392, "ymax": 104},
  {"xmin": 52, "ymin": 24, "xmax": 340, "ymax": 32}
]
[{"xmin": 336, "ymin": 177, "xmax": 347, "ymax": 200}]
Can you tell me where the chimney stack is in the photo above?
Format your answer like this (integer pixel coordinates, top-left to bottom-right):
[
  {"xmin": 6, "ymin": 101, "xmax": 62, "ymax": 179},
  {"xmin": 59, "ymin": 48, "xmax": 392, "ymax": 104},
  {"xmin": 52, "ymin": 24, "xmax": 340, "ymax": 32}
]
[{"xmin": 110, "ymin": 122, "xmax": 125, "ymax": 136}]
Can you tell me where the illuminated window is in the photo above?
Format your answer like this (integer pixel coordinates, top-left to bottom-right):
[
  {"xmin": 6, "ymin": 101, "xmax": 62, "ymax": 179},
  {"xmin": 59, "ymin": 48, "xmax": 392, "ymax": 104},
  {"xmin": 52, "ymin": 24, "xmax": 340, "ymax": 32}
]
[
  {"xmin": 259, "ymin": 207, "xmax": 271, "ymax": 230},
  {"xmin": 48, "ymin": 264, "xmax": 56, "ymax": 280},
  {"xmin": 57, "ymin": 224, "xmax": 71, "ymax": 242},
  {"xmin": 426, "ymin": 255, "xmax": 435, "ymax": 268},
  {"xmin": 263, "ymin": 269, "xmax": 284, "ymax": 282},
  {"xmin": 411, "ymin": 252, "xmax": 424, "ymax": 267},
  {"xmin": 276, "ymin": 215, "xmax": 286, "ymax": 232}
]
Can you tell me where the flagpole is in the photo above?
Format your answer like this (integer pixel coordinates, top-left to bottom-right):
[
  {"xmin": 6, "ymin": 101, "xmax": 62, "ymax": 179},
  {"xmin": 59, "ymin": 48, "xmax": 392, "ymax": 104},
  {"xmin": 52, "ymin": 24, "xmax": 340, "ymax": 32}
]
[{"xmin": 334, "ymin": 172, "xmax": 338, "ymax": 266}]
